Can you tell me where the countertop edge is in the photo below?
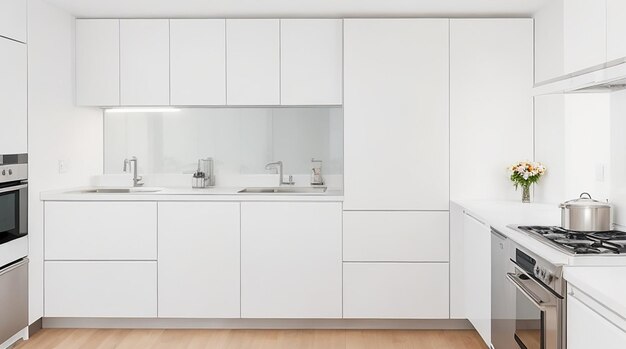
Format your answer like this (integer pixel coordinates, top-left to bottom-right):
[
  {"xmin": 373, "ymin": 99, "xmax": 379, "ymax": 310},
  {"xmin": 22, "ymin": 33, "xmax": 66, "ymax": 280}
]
[{"xmin": 40, "ymin": 187, "xmax": 345, "ymax": 202}]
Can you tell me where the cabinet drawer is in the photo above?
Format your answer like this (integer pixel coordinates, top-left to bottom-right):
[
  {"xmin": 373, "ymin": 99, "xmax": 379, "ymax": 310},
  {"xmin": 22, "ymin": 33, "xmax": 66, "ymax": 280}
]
[
  {"xmin": 343, "ymin": 211, "xmax": 449, "ymax": 262},
  {"xmin": 44, "ymin": 261, "xmax": 157, "ymax": 317},
  {"xmin": 45, "ymin": 202, "xmax": 157, "ymax": 260},
  {"xmin": 343, "ymin": 263, "xmax": 449, "ymax": 319}
]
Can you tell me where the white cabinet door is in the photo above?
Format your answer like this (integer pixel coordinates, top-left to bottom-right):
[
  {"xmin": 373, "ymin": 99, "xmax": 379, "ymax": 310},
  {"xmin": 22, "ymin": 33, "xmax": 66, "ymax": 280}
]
[
  {"xmin": 0, "ymin": 0, "xmax": 27, "ymax": 43},
  {"xmin": 463, "ymin": 212, "xmax": 491, "ymax": 346},
  {"xmin": 76, "ymin": 19, "xmax": 120, "ymax": 106},
  {"xmin": 534, "ymin": 0, "xmax": 564, "ymax": 83},
  {"xmin": 568, "ymin": 295, "xmax": 626, "ymax": 349},
  {"xmin": 564, "ymin": 0, "xmax": 607, "ymax": 73},
  {"xmin": 607, "ymin": 0, "xmax": 626, "ymax": 62},
  {"xmin": 343, "ymin": 211, "xmax": 449, "ymax": 262},
  {"xmin": 45, "ymin": 202, "xmax": 157, "ymax": 260},
  {"xmin": 0, "ymin": 38, "xmax": 27, "ymax": 154},
  {"xmin": 343, "ymin": 263, "xmax": 449, "ymax": 319},
  {"xmin": 158, "ymin": 202, "xmax": 240, "ymax": 318},
  {"xmin": 449, "ymin": 202, "xmax": 466, "ymax": 319},
  {"xmin": 120, "ymin": 19, "xmax": 170, "ymax": 106},
  {"xmin": 170, "ymin": 19, "xmax": 226, "ymax": 106},
  {"xmin": 241, "ymin": 202, "xmax": 342, "ymax": 318},
  {"xmin": 226, "ymin": 19, "xmax": 280, "ymax": 105},
  {"xmin": 280, "ymin": 19, "xmax": 342, "ymax": 105},
  {"xmin": 450, "ymin": 19, "xmax": 533, "ymax": 201},
  {"xmin": 45, "ymin": 261, "xmax": 157, "ymax": 318},
  {"xmin": 343, "ymin": 19, "xmax": 449, "ymax": 210}
]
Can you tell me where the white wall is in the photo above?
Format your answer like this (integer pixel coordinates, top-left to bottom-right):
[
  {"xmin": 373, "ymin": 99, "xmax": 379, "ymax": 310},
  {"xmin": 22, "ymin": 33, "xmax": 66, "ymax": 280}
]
[
  {"xmin": 534, "ymin": 94, "xmax": 611, "ymax": 204},
  {"xmin": 534, "ymin": 95, "xmax": 565, "ymax": 203},
  {"xmin": 28, "ymin": 0, "xmax": 103, "ymax": 323},
  {"xmin": 610, "ymin": 90, "xmax": 626, "ymax": 227},
  {"xmin": 450, "ymin": 19, "xmax": 534, "ymax": 201},
  {"xmin": 563, "ymin": 94, "xmax": 611, "ymax": 201}
]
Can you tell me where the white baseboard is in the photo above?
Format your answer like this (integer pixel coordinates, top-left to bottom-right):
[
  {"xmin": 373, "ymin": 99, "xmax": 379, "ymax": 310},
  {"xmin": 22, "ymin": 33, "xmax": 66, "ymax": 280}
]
[{"xmin": 43, "ymin": 318, "xmax": 473, "ymax": 330}]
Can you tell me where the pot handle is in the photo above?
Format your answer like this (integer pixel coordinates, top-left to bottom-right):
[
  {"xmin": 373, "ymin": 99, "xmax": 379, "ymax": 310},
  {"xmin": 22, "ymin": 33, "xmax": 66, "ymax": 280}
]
[{"xmin": 580, "ymin": 192, "xmax": 592, "ymax": 199}]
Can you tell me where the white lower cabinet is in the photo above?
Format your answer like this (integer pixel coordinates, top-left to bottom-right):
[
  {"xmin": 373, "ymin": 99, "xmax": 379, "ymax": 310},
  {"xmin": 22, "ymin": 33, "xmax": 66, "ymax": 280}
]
[
  {"xmin": 568, "ymin": 292, "xmax": 626, "ymax": 349},
  {"xmin": 463, "ymin": 212, "xmax": 492, "ymax": 345},
  {"xmin": 44, "ymin": 261, "xmax": 157, "ymax": 318},
  {"xmin": 343, "ymin": 263, "xmax": 449, "ymax": 319},
  {"xmin": 158, "ymin": 202, "xmax": 240, "ymax": 318},
  {"xmin": 45, "ymin": 201, "xmax": 157, "ymax": 260},
  {"xmin": 240, "ymin": 202, "xmax": 342, "ymax": 318},
  {"xmin": 343, "ymin": 211, "xmax": 449, "ymax": 262}
]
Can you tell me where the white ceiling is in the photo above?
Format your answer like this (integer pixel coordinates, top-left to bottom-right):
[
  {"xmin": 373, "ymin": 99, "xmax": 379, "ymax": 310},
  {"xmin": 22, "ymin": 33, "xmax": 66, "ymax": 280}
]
[{"xmin": 44, "ymin": 0, "xmax": 547, "ymax": 18}]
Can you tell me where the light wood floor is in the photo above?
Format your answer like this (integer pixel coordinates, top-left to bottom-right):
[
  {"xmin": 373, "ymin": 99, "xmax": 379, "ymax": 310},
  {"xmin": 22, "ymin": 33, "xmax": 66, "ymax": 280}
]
[{"xmin": 15, "ymin": 329, "xmax": 487, "ymax": 349}]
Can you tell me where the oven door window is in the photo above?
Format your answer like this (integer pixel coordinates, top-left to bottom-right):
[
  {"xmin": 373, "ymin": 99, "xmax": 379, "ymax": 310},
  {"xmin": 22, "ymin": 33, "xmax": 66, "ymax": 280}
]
[
  {"xmin": 0, "ymin": 190, "xmax": 20, "ymax": 244},
  {"xmin": 514, "ymin": 285, "xmax": 544, "ymax": 349}
]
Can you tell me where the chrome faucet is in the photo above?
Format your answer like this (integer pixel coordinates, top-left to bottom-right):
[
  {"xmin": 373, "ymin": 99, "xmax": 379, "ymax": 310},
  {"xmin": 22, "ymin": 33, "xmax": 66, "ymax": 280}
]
[
  {"xmin": 123, "ymin": 156, "xmax": 144, "ymax": 187},
  {"xmin": 265, "ymin": 161, "xmax": 295, "ymax": 186}
]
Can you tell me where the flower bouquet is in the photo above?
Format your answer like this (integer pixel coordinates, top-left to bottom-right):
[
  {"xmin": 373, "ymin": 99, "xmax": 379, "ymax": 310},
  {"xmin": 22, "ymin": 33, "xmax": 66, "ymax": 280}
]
[{"xmin": 509, "ymin": 161, "xmax": 546, "ymax": 203}]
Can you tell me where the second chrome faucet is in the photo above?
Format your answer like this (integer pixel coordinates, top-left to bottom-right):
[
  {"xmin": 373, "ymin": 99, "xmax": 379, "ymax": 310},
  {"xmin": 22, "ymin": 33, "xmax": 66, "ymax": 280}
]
[
  {"xmin": 265, "ymin": 161, "xmax": 295, "ymax": 186},
  {"xmin": 123, "ymin": 156, "xmax": 144, "ymax": 187}
]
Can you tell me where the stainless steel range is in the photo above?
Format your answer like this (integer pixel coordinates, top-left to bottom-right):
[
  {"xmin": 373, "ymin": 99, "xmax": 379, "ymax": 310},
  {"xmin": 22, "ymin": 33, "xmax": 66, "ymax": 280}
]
[
  {"xmin": 514, "ymin": 225, "xmax": 626, "ymax": 255},
  {"xmin": 492, "ymin": 232, "xmax": 565, "ymax": 349}
]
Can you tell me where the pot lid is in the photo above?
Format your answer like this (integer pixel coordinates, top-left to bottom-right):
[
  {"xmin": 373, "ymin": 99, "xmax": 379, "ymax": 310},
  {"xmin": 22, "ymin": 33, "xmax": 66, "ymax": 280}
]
[{"xmin": 560, "ymin": 192, "xmax": 611, "ymax": 209}]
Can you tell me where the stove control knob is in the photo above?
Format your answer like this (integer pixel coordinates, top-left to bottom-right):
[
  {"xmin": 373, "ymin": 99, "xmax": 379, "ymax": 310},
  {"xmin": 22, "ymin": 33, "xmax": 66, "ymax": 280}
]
[
  {"xmin": 8, "ymin": 169, "xmax": 12, "ymax": 175},
  {"xmin": 544, "ymin": 272, "xmax": 554, "ymax": 284},
  {"xmin": 534, "ymin": 265, "xmax": 541, "ymax": 278},
  {"xmin": 1, "ymin": 170, "xmax": 5, "ymax": 176}
]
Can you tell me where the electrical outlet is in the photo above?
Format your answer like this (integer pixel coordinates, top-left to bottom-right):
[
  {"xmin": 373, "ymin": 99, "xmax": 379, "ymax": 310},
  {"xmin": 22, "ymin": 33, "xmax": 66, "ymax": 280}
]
[
  {"xmin": 58, "ymin": 160, "xmax": 68, "ymax": 174},
  {"xmin": 595, "ymin": 164, "xmax": 605, "ymax": 182}
]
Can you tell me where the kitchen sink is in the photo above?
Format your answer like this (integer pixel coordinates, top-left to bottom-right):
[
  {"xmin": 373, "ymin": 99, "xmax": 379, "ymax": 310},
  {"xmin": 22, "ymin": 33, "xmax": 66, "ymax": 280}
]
[
  {"xmin": 85, "ymin": 187, "xmax": 164, "ymax": 193},
  {"xmin": 238, "ymin": 187, "xmax": 327, "ymax": 194}
]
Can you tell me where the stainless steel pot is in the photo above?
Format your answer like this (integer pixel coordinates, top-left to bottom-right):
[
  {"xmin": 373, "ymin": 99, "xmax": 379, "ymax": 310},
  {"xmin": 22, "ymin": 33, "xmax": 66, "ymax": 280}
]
[{"xmin": 559, "ymin": 192, "xmax": 611, "ymax": 232}]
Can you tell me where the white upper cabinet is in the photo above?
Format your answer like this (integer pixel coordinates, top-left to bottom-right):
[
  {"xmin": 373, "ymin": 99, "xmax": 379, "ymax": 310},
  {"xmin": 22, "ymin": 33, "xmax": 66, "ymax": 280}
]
[
  {"xmin": 158, "ymin": 202, "xmax": 240, "ymax": 318},
  {"xmin": 226, "ymin": 19, "xmax": 280, "ymax": 105},
  {"xmin": 280, "ymin": 19, "xmax": 343, "ymax": 105},
  {"xmin": 450, "ymin": 19, "xmax": 533, "ymax": 201},
  {"xmin": 76, "ymin": 19, "xmax": 120, "ymax": 106},
  {"xmin": 607, "ymin": 0, "xmax": 626, "ymax": 62},
  {"xmin": 0, "ymin": 0, "xmax": 27, "ymax": 43},
  {"xmin": 564, "ymin": 0, "xmax": 607, "ymax": 74},
  {"xmin": 0, "ymin": 38, "xmax": 27, "ymax": 154},
  {"xmin": 241, "ymin": 202, "xmax": 342, "ymax": 318},
  {"xmin": 343, "ymin": 19, "xmax": 449, "ymax": 210},
  {"xmin": 170, "ymin": 19, "xmax": 226, "ymax": 106},
  {"xmin": 120, "ymin": 19, "xmax": 170, "ymax": 106},
  {"xmin": 534, "ymin": 0, "xmax": 564, "ymax": 83}
]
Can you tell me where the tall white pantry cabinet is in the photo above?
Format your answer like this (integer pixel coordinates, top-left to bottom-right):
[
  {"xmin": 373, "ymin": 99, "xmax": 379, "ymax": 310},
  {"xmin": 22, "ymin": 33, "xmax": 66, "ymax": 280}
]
[
  {"xmin": 343, "ymin": 18, "xmax": 533, "ymax": 320},
  {"xmin": 343, "ymin": 19, "xmax": 451, "ymax": 319}
]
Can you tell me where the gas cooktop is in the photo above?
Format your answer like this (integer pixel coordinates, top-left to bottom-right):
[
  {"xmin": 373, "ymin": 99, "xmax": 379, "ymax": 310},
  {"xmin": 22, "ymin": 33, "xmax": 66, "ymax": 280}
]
[{"xmin": 514, "ymin": 226, "xmax": 626, "ymax": 255}]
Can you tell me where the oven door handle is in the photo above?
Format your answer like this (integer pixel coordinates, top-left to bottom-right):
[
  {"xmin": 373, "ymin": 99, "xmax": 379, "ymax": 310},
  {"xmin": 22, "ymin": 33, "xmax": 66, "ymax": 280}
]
[
  {"xmin": 0, "ymin": 184, "xmax": 27, "ymax": 194},
  {"xmin": 506, "ymin": 272, "xmax": 551, "ymax": 311}
]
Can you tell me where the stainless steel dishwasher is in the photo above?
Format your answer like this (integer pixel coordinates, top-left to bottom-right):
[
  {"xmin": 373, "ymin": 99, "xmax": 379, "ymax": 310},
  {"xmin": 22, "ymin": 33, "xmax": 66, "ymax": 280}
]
[
  {"xmin": 0, "ymin": 258, "xmax": 28, "ymax": 346},
  {"xmin": 491, "ymin": 230, "xmax": 516, "ymax": 349}
]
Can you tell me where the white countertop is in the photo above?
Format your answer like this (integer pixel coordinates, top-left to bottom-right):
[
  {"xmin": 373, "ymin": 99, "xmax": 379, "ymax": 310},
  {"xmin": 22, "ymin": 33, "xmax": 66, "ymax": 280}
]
[
  {"xmin": 564, "ymin": 266, "xmax": 626, "ymax": 318},
  {"xmin": 40, "ymin": 186, "xmax": 344, "ymax": 202},
  {"xmin": 453, "ymin": 200, "xmax": 626, "ymax": 266}
]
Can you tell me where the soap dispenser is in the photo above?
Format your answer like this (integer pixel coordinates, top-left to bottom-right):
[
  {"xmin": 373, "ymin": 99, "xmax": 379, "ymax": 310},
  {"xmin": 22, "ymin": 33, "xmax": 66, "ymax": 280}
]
[{"xmin": 310, "ymin": 158, "xmax": 324, "ymax": 186}]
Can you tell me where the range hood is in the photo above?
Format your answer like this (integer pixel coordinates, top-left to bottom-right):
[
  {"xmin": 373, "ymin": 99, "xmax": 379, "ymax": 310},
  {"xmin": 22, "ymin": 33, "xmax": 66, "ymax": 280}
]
[
  {"xmin": 534, "ymin": 58, "xmax": 626, "ymax": 95},
  {"xmin": 569, "ymin": 77, "xmax": 626, "ymax": 93}
]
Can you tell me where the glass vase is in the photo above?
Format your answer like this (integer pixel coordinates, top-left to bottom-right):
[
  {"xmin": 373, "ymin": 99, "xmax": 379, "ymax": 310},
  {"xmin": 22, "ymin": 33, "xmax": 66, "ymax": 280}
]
[{"xmin": 521, "ymin": 185, "xmax": 531, "ymax": 203}]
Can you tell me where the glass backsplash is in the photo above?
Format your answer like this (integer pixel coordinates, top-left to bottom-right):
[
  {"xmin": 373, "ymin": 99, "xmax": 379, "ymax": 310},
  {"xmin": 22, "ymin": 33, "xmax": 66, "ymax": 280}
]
[{"xmin": 103, "ymin": 107, "xmax": 343, "ymax": 176}]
